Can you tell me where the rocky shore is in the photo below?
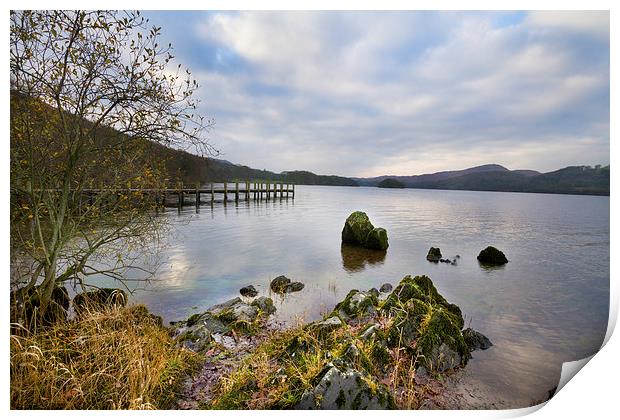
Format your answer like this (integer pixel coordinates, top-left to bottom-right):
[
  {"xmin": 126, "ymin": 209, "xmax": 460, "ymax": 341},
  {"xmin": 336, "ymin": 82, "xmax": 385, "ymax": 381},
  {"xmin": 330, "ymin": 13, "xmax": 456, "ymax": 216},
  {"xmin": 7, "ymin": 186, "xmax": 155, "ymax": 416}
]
[{"xmin": 171, "ymin": 274, "xmax": 492, "ymax": 409}]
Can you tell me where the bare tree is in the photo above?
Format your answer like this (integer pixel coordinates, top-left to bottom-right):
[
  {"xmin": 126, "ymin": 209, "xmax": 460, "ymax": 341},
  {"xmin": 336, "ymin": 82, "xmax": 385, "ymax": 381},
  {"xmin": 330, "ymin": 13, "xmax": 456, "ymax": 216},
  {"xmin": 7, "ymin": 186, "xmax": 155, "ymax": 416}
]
[{"xmin": 10, "ymin": 10, "xmax": 215, "ymax": 326}]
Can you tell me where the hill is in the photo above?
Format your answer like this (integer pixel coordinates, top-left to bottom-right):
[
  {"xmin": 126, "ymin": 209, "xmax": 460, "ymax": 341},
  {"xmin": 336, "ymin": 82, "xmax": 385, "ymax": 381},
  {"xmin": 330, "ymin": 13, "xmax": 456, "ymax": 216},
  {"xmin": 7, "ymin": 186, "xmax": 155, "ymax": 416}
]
[{"xmin": 355, "ymin": 164, "xmax": 608, "ymax": 196}]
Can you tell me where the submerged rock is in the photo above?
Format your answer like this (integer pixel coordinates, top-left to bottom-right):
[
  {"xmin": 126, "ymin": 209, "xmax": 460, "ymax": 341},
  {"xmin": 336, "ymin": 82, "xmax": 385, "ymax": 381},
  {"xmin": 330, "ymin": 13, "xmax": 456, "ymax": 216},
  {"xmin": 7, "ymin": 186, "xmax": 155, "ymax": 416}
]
[
  {"xmin": 287, "ymin": 282, "xmax": 305, "ymax": 292},
  {"xmin": 463, "ymin": 328, "xmax": 493, "ymax": 351},
  {"xmin": 341, "ymin": 211, "xmax": 389, "ymax": 251},
  {"xmin": 295, "ymin": 364, "xmax": 395, "ymax": 409},
  {"xmin": 426, "ymin": 247, "xmax": 442, "ymax": 262},
  {"xmin": 240, "ymin": 285, "xmax": 258, "ymax": 297},
  {"xmin": 477, "ymin": 246, "xmax": 508, "ymax": 265}
]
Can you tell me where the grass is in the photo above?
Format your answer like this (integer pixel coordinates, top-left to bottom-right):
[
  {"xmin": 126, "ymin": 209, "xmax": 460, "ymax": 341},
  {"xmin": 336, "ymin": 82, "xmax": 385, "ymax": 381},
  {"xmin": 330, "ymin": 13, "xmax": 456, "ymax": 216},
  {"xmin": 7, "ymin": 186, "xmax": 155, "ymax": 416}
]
[
  {"xmin": 207, "ymin": 311, "xmax": 427, "ymax": 410},
  {"xmin": 10, "ymin": 304, "xmax": 201, "ymax": 409}
]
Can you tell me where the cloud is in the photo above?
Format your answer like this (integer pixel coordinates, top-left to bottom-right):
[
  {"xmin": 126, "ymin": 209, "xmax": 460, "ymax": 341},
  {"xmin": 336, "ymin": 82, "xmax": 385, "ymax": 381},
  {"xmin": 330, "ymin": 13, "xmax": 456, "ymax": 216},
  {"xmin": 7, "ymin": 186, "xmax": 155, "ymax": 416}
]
[{"xmin": 146, "ymin": 11, "xmax": 609, "ymax": 177}]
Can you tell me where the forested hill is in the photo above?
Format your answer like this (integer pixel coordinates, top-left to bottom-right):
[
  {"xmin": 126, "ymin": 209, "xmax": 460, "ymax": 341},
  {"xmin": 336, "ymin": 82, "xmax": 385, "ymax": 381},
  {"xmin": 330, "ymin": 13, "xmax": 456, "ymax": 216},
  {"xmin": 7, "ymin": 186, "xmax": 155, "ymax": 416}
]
[{"xmin": 159, "ymin": 147, "xmax": 358, "ymax": 186}]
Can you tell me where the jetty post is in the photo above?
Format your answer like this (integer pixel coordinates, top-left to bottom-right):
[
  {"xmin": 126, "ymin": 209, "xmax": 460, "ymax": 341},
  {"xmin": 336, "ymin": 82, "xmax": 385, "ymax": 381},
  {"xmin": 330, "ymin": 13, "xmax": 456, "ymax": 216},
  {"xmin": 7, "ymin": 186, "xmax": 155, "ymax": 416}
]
[
  {"xmin": 177, "ymin": 181, "xmax": 184, "ymax": 207},
  {"xmin": 246, "ymin": 181, "xmax": 250, "ymax": 200},
  {"xmin": 195, "ymin": 183, "xmax": 201, "ymax": 207},
  {"xmin": 235, "ymin": 182, "xmax": 239, "ymax": 203},
  {"xmin": 224, "ymin": 182, "xmax": 228, "ymax": 204}
]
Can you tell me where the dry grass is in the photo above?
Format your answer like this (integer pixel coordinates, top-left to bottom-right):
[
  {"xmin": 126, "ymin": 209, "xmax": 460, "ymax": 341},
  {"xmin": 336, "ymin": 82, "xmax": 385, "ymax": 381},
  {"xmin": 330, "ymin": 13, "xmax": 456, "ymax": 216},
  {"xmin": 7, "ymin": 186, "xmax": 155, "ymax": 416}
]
[{"xmin": 10, "ymin": 304, "xmax": 201, "ymax": 409}]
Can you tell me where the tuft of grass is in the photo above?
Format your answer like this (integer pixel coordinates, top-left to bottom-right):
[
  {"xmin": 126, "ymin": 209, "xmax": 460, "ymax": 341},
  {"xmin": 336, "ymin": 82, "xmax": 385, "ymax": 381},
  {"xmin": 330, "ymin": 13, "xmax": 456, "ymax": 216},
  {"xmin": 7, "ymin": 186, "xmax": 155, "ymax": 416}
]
[{"xmin": 10, "ymin": 304, "xmax": 201, "ymax": 409}]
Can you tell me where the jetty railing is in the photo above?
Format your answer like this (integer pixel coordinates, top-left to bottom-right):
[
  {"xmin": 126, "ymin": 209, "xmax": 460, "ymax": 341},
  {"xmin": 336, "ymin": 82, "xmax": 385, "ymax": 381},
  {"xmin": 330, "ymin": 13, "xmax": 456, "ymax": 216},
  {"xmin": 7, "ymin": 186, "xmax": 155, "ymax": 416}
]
[{"xmin": 77, "ymin": 181, "xmax": 295, "ymax": 208}]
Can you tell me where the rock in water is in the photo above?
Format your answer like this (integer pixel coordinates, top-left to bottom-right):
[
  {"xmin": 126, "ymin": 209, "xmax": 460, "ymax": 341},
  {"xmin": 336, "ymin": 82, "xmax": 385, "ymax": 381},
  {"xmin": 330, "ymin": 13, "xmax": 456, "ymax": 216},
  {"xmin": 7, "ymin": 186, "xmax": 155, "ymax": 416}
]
[
  {"xmin": 286, "ymin": 282, "xmax": 305, "ymax": 292},
  {"xmin": 426, "ymin": 247, "xmax": 442, "ymax": 262},
  {"xmin": 477, "ymin": 246, "xmax": 508, "ymax": 265},
  {"xmin": 295, "ymin": 364, "xmax": 395, "ymax": 409},
  {"xmin": 341, "ymin": 211, "xmax": 375, "ymax": 246},
  {"xmin": 270, "ymin": 275, "xmax": 292, "ymax": 293},
  {"xmin": 240, "ymin": 285, "xmax": 258, "ymax": 297},
  {"xmin": 365, "ymin": 227, "xmax": 389, "ymax": 250},
  {"xmin": 463, "ymin": 328, "xmax": 493, "ymax": 351},
  {"xmin": 341, "ymin": 211, "xmax": 389, "ymax": 251},
  {"xmin": 379, "ymin": 283, "xmax": 393, "ymax": 293},
  {"xmin": 270, "ymin": 275, "xmax": 305, "ymax": 294}
]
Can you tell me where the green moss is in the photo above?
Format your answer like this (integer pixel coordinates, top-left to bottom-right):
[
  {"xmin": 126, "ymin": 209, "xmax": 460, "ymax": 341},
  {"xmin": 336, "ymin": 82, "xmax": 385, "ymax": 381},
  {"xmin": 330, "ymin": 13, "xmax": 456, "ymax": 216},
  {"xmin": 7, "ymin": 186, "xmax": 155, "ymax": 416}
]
[
  {"xmin": 341, "ymin": 211, "xmax": 375, "ymax": 246},
  {"xmin": 186, "ymin": 313, "xmax": 201, "ymax": 327},
  {"xmin": 331, "ymin": 290, "xmax": 379, "ymax": 319},
  {"xmin": 415, "ymin": 307, "xmax": 470, "ymax": 368},
  {"xmin": 336, "ymin": 389, "xmax": 346, "ymax": 408}
]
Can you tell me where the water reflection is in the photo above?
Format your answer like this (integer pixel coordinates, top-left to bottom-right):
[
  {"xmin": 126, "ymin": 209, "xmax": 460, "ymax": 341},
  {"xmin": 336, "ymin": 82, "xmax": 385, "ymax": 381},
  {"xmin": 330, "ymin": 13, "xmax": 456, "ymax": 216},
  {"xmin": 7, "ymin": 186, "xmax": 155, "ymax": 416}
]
[
  {"xmin": 86, "ymin": 185, "xmax": 609, "ymax": 408},
  {"xmin": 340, "ymin": 244, "xmax": 386, "ymax": 273}
]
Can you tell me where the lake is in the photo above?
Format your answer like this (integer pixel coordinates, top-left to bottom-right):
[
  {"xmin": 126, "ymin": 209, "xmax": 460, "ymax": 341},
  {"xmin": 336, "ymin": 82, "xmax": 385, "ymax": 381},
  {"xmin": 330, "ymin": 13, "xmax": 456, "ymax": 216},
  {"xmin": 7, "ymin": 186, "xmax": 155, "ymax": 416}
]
[{"xmin": 92, "ymin": 185, "xmax": 610, "ymax": 408}]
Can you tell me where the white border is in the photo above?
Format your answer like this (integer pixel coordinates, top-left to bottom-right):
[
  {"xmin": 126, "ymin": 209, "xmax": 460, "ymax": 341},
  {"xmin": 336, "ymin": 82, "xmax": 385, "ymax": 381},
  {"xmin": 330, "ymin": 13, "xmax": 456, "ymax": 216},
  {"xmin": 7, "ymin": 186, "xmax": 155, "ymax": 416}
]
[{"xmin": 2, "ymin": 2, "xmax": 616, "ymax": 420}]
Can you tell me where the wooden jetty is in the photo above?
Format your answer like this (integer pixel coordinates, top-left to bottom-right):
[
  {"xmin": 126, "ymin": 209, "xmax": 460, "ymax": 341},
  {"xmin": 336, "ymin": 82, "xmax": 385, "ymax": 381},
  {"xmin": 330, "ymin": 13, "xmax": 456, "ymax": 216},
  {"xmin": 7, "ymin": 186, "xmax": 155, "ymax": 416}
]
[{"xmin": 81, "ymin": 181, "xmax": 295, "ymax": 208}]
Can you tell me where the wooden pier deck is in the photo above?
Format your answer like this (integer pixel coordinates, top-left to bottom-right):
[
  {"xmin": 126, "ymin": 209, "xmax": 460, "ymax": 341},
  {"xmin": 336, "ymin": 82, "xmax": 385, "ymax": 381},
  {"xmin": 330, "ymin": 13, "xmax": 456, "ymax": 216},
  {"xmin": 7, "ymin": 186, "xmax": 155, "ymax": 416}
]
[{"xmin": 82, "ymin": 181, "xmax": 295, "ymax": 207}]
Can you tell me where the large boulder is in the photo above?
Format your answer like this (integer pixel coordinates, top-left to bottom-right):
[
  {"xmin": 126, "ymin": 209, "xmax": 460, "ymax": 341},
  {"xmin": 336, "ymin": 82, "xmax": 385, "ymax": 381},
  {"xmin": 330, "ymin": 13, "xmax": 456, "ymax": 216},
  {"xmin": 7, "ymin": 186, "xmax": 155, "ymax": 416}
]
[
  {"xmin": 365, "ymin": 228, "xmax": 389, "ymax": 251},
  {"xmin": 477, "ymin": 246, "xmax": 508, "ymax": 265},
  {"xmin": 426, "ymin": 247, "xmax": 442, "ymax": 262},
  {"xmin": 381, "ymin": 275, "xmax": 470, "ymax": 372},
  {"xmin": 341, "ymin": 211, "xmax": 375, "ymax": 246},
  {"xmin": 295, "ymin": 364, "xmax": 395, "ymax": 409},
  {"xmin": 342, "ymin": 212, "xmax": 389, "ymax": 251}
]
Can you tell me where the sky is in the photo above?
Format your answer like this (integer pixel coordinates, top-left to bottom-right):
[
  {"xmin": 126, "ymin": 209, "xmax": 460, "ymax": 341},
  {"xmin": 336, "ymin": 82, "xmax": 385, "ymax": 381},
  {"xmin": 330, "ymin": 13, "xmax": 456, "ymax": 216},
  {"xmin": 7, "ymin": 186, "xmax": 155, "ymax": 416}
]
[{"xmin": 144, "ymin": 10, "xmax": 610, "ymax": 177}]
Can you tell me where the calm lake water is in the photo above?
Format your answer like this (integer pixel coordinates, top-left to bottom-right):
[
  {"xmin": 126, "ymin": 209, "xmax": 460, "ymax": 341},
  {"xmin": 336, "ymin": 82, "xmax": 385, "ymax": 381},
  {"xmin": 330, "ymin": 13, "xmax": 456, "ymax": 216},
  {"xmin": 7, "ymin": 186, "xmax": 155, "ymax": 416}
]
[{"xmin": 93, "ymin": 185, "xmax": 610, "ymax": 408}]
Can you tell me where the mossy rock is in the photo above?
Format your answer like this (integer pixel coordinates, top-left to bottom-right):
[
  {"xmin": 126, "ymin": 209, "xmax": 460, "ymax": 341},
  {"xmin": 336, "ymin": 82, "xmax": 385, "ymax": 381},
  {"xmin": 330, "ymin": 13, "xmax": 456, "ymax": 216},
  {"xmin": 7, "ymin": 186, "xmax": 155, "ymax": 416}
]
[
  {"xmin": 364, "ymin": 227, "xmax": 389, "ymax": 250},
  {"xmin": 385, "ymin": 298, "xmax": 431, "ymax": 348},
  {"xmin": 426, "ymin": 247, "xmax": 442, "ymax": 262},
  {"xmin": 331, "ymin": 290, "xmax": 379, "ymax": 320},
  {"xmin": 381, "ymin": 275, "xmax": 448, "ymax": 313},
  {"xmin": 341, "ymin": 212, "xmax": 375, "ymax": 246},
  {"xmin": 477, "ymin": 246, "xmax": 508, "ymax": 265},
  {"xmin": 295, "ymin": 364, "xmax": 395, "ymax": 409},
  {"xmin": 251, "ymin": 296, "xmax": 277, "ymax": 315},
  {"xmin": 414, "ymin": 307, "xmax": 470, "ymax": 371}
]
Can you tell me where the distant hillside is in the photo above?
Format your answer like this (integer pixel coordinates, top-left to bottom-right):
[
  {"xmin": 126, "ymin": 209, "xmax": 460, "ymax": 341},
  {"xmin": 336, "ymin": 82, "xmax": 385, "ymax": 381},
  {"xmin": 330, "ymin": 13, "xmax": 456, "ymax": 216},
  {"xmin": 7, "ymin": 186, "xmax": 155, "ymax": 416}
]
[
  {"xmin": 353, "ymin": 164, "xmax": 514, "ymax": 186},
  {"xmin": 355, "ymin": 164, "xmax": 609, "ymax": 196},
  {"xmin": 159, "ymin": 149, "xmax": 358, "ymax": 186}
]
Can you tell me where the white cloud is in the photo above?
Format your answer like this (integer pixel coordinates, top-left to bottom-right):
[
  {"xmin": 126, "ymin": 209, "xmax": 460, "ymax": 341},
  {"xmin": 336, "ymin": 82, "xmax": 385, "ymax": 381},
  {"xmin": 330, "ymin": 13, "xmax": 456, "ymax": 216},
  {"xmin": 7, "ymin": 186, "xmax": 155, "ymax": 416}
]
[
  {"xmin": 180, "ymin": 11, "xmax": 609, "ymax": 176},
  {"xmin": 526, "ymin": 11, "xmax": 609, "ymax": 39}
]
